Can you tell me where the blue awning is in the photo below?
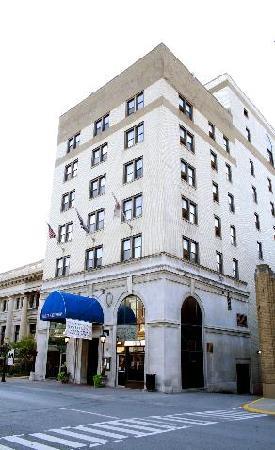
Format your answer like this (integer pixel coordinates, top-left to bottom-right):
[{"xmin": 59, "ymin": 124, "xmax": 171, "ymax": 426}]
[
  {"xmin": 40, "ymin": 291, "xmax": 104, "ymax": 324},
  {"xmin": 117, "ymin": 305, "xmax": 136, "ymax": 325}
]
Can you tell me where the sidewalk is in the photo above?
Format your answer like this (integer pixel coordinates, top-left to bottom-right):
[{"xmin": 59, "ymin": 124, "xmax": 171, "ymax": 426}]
[{"xmin": 243, "ymin": 398, "xmax": 275, "ymax": 416}]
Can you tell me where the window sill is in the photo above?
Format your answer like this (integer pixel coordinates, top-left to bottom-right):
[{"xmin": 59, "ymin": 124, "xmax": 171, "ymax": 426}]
[
  {"xmin": 90, "ymin": 192, "xmax": 106, "ymax": 200},
  {"xmin": 91, "ymin": 159, "xmax": 107, "ymax": 169},
  {"xmin": 123, "ymin": 175, "xmax": 143, "ymax": 186}
]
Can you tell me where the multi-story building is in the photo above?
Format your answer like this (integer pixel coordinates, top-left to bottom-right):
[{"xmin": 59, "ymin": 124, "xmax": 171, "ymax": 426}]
[
  {"xmin": 34, "ymin": 43, "xmax": 275, "ymax": 393},
  {"xmin": 0, "ymin": 261, "xmax": 42, "ymax": 345}
]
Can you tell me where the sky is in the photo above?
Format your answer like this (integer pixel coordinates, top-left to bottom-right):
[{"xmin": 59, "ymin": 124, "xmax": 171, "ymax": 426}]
[{"xmin": 0, "ymin": 0, "xmax": 274, "ymax": 273}]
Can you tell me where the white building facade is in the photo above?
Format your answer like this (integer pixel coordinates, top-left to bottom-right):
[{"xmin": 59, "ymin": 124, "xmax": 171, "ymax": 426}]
[
  {"xmin": 34, "ymin": 44, "xmax": 275, "ymax": 393},
  {"xmin": 0, "ymin": 261, "xmax": 42, "ymax": 345}
]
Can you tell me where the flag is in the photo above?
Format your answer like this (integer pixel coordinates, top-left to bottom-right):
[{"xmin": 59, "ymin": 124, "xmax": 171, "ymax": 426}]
[
  {"xmin": 47, "ymin": 223, "xmax": 56, "ymax": 239},
  {"xmin": 112, "ymin": 193, "xmax": 121, "ymax": 218},
  {"xmin": 75, "ymin": 208, "xmax": 89, "ymax": 233}
]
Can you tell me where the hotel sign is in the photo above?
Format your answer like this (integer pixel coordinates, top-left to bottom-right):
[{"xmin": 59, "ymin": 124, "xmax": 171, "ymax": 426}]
[{"xmin": 65, "ymin": 319, "xmax": 93, "ymax": 340}]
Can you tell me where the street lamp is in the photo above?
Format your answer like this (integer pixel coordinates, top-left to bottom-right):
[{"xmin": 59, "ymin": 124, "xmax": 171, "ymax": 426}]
[{"xmin": 100, "ymin": 333, "xmax": 106, "ymax": 375}]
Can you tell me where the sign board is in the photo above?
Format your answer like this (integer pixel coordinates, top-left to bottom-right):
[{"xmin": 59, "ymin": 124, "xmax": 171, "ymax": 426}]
[
  {"xmin": 65, "ymin": 319, "xmax": 93, "ymax": 340},
  {"xmin": 7, "ymin": 349, "xmax": 14, "ymax": 366}
]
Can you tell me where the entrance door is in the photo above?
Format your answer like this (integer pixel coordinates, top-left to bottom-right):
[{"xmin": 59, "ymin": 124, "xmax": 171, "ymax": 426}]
[
  {"xmin": 181, "ymin": 297, "xmax": 204, "ymax": 389},
  {"xmin": 236, "ymin": 364, "xmax": 250, "ymax": 394},
  {"xmin": 87, "ymin": 338, "xmax": 99, "ymax": 385},
  {"xmin": 125, "ymin": 346, "xmax": 145, "ymax": 389}
]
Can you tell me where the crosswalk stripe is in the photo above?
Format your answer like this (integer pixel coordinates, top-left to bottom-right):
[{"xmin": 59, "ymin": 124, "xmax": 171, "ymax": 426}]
[
  {"xmin": 124, "ymin": 419, "xmax": 176, "ymax": 430},
  {"xmin": 92, "ymin": 424, "xmax": 147, "ymax": 437},
  {"xmin": 185, "ymin": 412, "xmax": 264, "ymax": 420},
  {"xmin": 0, "ymin": 444, "xmax": 16, "ymax": 450},
  {"xmin": 3, "ymin": 436, "xmax": 58, "ymax": 450},
  {"xmin": 74, "ymin": 425, "xmax": 128, "ymax": 440},
  {"xmin": 48, "ymin": 429, "xmax": 107, "ymax": 444},
  {"xmin": 153, "ymin": 415, "xmax": 217, "ymax": 426},
  {"xmin": 114, "ymin": 421, "xmax": 170, "ymax": 433},
  {"xmin": 31, "ymin": 433, "xmax": 86, "ymax": 448}
]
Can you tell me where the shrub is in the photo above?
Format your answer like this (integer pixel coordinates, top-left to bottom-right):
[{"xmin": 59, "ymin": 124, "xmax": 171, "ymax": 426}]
[{"xmin": 93, "ymin": 374, "xmax": 104, "ymax": 388}]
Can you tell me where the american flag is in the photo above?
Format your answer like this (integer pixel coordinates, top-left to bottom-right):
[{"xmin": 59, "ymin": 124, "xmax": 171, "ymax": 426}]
[
  {"xmin": 47, "ymin": 223, "xmax": 56, "ymax": 239},
  {"xmin": 75, "ymin": 208, "xmax": 89, "ymax": 233},
  {"xmin": 112, "ymin": 193, "xmax": 121, "ymax": 218}
]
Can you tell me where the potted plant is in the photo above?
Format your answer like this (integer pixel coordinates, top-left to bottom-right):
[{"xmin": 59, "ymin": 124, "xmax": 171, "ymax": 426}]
[
  {"xmin": 92, "ymin": 373, "xmax": 105, "ymax": 388},
  {"xmin": 57, "ymin": 364, "xmax": 70, "ymax": 384}
]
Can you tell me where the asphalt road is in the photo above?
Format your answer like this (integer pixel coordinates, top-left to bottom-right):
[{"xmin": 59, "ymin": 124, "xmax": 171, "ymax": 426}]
[{"xmin": 0, "ymin": 379, "xmax": 274, "ymax": 450}]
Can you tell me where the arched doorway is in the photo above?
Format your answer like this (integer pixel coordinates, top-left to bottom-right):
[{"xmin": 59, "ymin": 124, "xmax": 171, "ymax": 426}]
[
  {"xmin": 116, "ymin": 295, "xmax": 145, "ymax": 389},
  {"xmin": 181, "ymin": 297, "xmax": 204, "ymax": 389}
]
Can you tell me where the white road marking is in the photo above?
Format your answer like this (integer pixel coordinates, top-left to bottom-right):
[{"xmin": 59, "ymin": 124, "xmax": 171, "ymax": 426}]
[
  {"xmin": 90, "ymin": 424, "xmax": 147, "ymax": 437},
  {"xmin": 109, "ymin": 421, "xmax": 169, "ymax": 433},
  {"xmin": 148, "ymin": 415, "xmax": 217, "ymax": 426},
  {"xmin": 59, "ymin": 408, "xmax": 119, "ymax": 419},
  {"xmin": 74, "ymin": 425, "xmax": 128, "ymax": 440},
  {"xmin": 0, "ymin": 444, "xmax": 16, "ymax": 450},
  {"xmin": 123, "ymin": 419, "xmax": 176, "ymax": 430},
  {"xmin": 31, "ymin": 433, "xmax": 86, "ymax": 448},
  {"xmin": 48, "ymin": 429, "xmax": 107, "ymax": 444},
  {"xmin": 3, "ymin": 436, "xmax": 58, "ymax": 450},
  {"xmin": 185, "ymin": 411, "xmax": 266, "ymax": 420}
]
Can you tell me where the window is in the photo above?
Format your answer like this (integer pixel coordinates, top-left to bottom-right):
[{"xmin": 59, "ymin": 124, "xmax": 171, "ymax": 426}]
[
  {"xmin": 267, "ymin": 149, "xmax": 274, "ymax": 167},
  {"xmin": 216, "ymin": 252, "xmax": 223, "ymax": 274},
  {"xmin": 179, "ymin": 95, "xmax": 193, "ymax": 120},
  {"xmin": 122, "ymin": 234, "xmax": 142, "ymax": 261},
  {"xmin": 0, "ymin": 326, "xmax": 6, "ymax": 344},
  {"xmin": 246, "ymin": 127, "xmax": 251, "ymax": 142},
  {"xmin": 86, "ymin": 246, "xmax": 103, "ymax": 270},
  {"xmin": 254, "ymin": 213, "xmax": 260, "ymax": 230},
  {"xmin": 210, "ymin": 151, "xmax": 218, "ymax": 171},
  {"xmin": 58, "ymin": 222, "xmax": 73, "ymax": 243},
  {"xmin": 181, "ymin": 159, "xmax": 196, "ymax": 187},
  {"xmin": 29, "ymin": 324, "xmax": 36, "ymax": 336},
  {"xmin": 14, "ymin": 325, "xmax": 20, "ymax": 343},
  {"xmin": 91, "ymin": 143, "xmax": 107, "ymax": 166},
  {"xmin": 257, "ymin": 241, "xmax": 263, "ymax": 259},
  {"xmin": 122, "ymin": 194, "xmax": 142, "ymax": 221},
  {"xmin": 212, "ymin": 182, "xmax": 219, "ymax": 202},
  {"xmin": 180, "ymin": 125, "xmax": 194, "ymax": 152},
  {"xmin": 126, "ymin": 92, "xmax": 144, "ymax": 116},
  {"xmin": 88, "ymin": 209, "xmax": 105, "ymax": 233},
  {"xmin": 15, "ymin": 298, "xmax": 21, "ymax": 310},
  {"xmin": 182, "ymin": 197, "xmax": 197, "ymax": 224},
  {"xmin": 55, "ymin": 256, "xmax": 70, "ymax": 277},
  {"xmin": 208, "ymin": 122, "xmax": 215, "ymax": 140},
  {"xmin": 223, "ymin": 135, "xmax": 230, "ymax": 153},
  {"xmin": 125, "ymin": 122, "xmax": 144, "ymax": 148},
  {"xmin": 67, "ymin": 132, "xmax": 80, "ymax": 153},
  {"xmin": 124, "ymin": 157, "xmax": 143, "ymax": 183},
  {"xmin": 64, "ymin": 160, "xmax": 78, "ymax": 181},
  {"xmin": 267, "ymin": 178, "xmax": 273, "ymax": 193},
  {"xmin": 233, "ymin": 259, "xmax": 239, "ymax": 280},
  {"xmin": 230, "ymin": 225, "xmax": 236, "ymax": 246},
  {"xmin": 94, "ymin": 114, "xmax": 109, "ymax": 136},
  {"xmin": 236, "ymin": 313, "xmax": 248, "ymax": 327},
  {"xmin": 90, "ymin": 175, "xmax": 106, "ymax": 198},
  {"xmin": 244, "ymin": 108, "xmax": 249, "ymax": 118},
  {"xmin": 226, "ymin": 163, "xmax": 232, "ymax": 182},
  {"xmin": 183, "ymin": 236, "xmax": 199, "ymax": 263},
  {"xmin": 2, "ymin": 300, "xmax": 7, "ymax": 312},
  {"xmin": 61, "ymin": 190, "xmax": 75, "ymax": 211},
  {"xmin": 228, "ymin": 193, "xmax": 235, "ymax": 213},
  {"xmin": 270, "ymin": 202, "xmax": 275, "ymax": 217},
  {"xmin": 252, "ymin": 186, "xmax": 257, "ymax": 203},
  {"xmin": 250, "ymin": 159, "xmax": 255, "ymax": 176},
  {"xmin": 28, "ymin": 295, "xmax": 35, "ymax": 309},
  {"xmin": 214, "ymin": 216, "xmax": 221, "ymax": 237}
]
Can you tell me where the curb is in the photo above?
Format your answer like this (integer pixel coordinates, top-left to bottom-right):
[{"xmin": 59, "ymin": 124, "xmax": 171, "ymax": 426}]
[{"xmin": 242, "ymin": 398, "xmax": 275, "ymax": 416}]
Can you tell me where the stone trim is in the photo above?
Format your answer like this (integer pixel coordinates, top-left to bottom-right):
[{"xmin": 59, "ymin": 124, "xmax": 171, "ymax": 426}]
[
  {"xmin": 204, "ymin": 325, "xmax": 250, "ymax": 337},
  {"xmin": 57, "ymin": 43, "xmax": 233, "ymax": 145}
]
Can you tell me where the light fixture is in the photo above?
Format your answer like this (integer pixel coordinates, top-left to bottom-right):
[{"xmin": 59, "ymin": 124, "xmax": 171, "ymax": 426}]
[
  {"xmin": 256, "ymin": 350, "xmax": 262, "ymax": 355},
  {"xmin": 100, "ymin": 334, "xmax": 106, "ymax": 344},
  {"xmin": 65, "ymin": 337, "xmax": 70, "ymax": 344}
]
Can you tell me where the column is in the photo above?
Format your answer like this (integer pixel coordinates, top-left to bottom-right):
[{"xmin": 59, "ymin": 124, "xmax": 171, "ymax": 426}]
[
  {"xmin": 19, "ymin": 295, "xmax": 28, "ymax": 340},
  {"xmin": 4, "ymin": 297, "xmax": 14, "ymax": 341},
  {"xmin": 34, "ymin": 296, "xmax": 49, "ymax": 380}
]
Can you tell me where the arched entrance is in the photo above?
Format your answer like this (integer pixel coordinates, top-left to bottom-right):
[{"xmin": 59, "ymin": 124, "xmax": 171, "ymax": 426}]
[
  {"xmin": 181, "ymin": 296, "xmax": 204, "ymax": 389},
  {"xmin": 116, "ymin": 295, "xmax": 145, "ymax": 389}
]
